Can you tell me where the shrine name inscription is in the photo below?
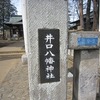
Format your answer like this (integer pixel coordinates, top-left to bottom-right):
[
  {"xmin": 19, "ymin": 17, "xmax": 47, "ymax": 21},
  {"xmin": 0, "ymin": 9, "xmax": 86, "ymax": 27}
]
[{"xmin": 38, "ymin": 29, "xmax": 60, "ymax": 83}]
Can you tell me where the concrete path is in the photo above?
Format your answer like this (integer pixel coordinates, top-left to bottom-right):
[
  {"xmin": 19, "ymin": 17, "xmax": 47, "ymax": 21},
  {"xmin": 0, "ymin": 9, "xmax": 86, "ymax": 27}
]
[
  {"xmin": 0, "ymin": 40, "xmax": 25, "ymax": 84},
  {"xmin": 0, "ymin": 59, "xmax": 29, "ymax": 100},
  {"xmin": 0, "ymin": 40, "xmax": 24, "ymax": 53},
  {"xmin": 0, "ymin": 58, "xmax": 20, "ymax": 83}
]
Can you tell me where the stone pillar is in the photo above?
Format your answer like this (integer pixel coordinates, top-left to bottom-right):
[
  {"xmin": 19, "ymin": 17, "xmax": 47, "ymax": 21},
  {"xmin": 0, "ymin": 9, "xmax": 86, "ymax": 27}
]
[
  {"xmin": 98, "ymin": 0, "xmax": 100, "ymax": 95},
  {"xmin": 21, "ymin": 0, "xmax": 29, "ymax": 64},
  {"xmin": 26, "ymin": 0, "xmax": 68, "ymax": 100},
  {"xmin": 73, "ymin": 50, "xmax": 99, "ymax": 100},
  {"xmin": 22, "ymin": 0, "xmax": 28, "ymax": 55},
  {"xmin": 99, "ymin": 1, "xmax": 100, "ymax": 31}
]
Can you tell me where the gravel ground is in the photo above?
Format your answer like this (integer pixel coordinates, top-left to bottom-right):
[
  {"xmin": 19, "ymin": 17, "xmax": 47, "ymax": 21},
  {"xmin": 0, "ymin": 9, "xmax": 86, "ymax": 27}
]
[
  {"xmin": 0, "ymin": 58, "xmax": 73, "ymax": 100},
  {"xmin": 1, "ymin": 56, "xmax": 99, "ymax": 100},
  {"xmin": 0, "ymin": 40, "xmax": 100, "ymax": 100},
  {"xmin": 0, "ymin": 59, "xmax": 29, "ymax": 100}
]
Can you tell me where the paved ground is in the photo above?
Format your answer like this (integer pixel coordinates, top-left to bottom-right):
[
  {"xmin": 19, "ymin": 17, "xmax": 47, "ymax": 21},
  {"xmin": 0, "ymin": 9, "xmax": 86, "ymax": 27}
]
[
  {"xmin": 0, "ymin": 40, "xmax": 29, "ymax": 100},
  {"xmin": 0, "ymin": 60, "xmax": 29, "ymax": 100},
  {"xmin": 0, "ymin": 58, "xmax": 20, "ymax": 83},
  {"xmin": 0, "ymin": 40, "xmax": 24, "ymax": 84}
]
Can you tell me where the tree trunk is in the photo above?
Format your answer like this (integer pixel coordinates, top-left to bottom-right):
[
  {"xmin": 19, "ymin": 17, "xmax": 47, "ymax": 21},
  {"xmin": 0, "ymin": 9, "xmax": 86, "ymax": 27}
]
[
  {"xmin": 92, "ymin": 0, "xmax": 98, "ymax": 31},
  {"xmin": 2, "ymin": 1, "xmax": 5, "ymax": 40},
  {"xmin": 97, "ymin": 0, "xmax": 99, "ymax": 30},
  {"xmin": 79, "ymin": 0, "xmax": 84, "ymax": 30},
  {"xmin": 86, "ymin": 0, "xmax": 91, "ymax": 31}
]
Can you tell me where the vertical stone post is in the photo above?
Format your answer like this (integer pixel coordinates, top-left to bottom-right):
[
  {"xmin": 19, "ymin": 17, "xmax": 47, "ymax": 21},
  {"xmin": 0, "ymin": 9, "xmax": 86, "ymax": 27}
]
[
  {"xmin": 73, "ymin": 50, "xmax": 99, "ymax": 100},
  {"xmin": 68, "ymin": 31, "xmax": 100, "ymax": 100},
  {"xmin": 22, "ymin": 0, "xmax": 28, "ymax": 55},
  {"xmin": 25, "ymin": 0, "xmax": 68, "ymax": 100},
  {"xmin": 99, "ymin": 1, "xmax": 100, "ymax": 31},
  {"xmin": 98, "ymin": 0, "xmax": 100, "ymax": 95},
  {"xmin": 21, "ymin": 0, "xmax": 28, "ymax": 64}
]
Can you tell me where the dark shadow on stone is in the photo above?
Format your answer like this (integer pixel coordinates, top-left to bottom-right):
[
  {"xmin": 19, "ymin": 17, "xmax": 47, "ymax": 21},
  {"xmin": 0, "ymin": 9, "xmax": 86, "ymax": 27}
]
[
  {"xmin": 68, "ymin": 67, "xmax": 73, "ymax": 74},
  {"xmin": 96, "ymin": 93, "xmax": 100, "ymax": 100}
]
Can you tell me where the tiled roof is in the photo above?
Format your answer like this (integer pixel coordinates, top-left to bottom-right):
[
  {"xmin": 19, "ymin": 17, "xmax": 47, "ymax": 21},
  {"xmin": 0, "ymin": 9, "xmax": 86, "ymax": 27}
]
[{"xmin": 4, "ymin": 15, "xmax": 22, "ymax": 25}]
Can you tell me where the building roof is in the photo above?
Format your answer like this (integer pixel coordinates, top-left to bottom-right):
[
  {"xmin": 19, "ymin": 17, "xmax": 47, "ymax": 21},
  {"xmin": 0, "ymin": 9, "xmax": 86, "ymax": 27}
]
[
  {"xmin": 4, "ymin": 15, "xmax": 22, "ymax": 25},
  {"xmin": 69, "ymin": 12, "xmax": 94, "ymax": 29},
  {"xmin": 70, "ymin": 11, "xmax": 93, "ymax": 24}
]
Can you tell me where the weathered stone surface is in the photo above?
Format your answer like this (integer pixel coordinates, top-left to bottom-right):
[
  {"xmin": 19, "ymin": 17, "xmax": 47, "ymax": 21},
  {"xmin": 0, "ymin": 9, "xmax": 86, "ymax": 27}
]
[
  {"xmin": 68, "ymin": 31, "xmax": 100, "ymax": 49},
  {"xmin": 21, "ymin": 54, "xmax": 27, "ymax": 64},
  {"xmin": 26, "ymin": 0, "xmax": 68, "ymax": 100},
  {"xmin": 73, "ymin": 50, "xmax": 99, "ymax": 100}
]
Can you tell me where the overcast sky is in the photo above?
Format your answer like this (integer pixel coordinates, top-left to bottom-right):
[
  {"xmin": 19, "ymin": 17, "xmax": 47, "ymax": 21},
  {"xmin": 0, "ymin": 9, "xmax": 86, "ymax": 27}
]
[{"xmin": 11, "ymin": 0, "xmax": 22, "ymax": 15}]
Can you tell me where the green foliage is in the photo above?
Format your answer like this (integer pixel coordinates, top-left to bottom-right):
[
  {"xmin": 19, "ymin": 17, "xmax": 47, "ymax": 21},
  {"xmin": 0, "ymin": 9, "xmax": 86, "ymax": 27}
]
[{"xmin": 0, "ymin": 0, "xmax": 17, "ymax": 28}]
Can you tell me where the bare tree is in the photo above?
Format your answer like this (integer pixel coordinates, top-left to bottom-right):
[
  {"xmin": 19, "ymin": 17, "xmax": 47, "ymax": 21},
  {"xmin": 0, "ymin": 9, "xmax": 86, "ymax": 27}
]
[
  {"xmin": 69, "ymin": 0, "xmax": 99, "ymax": 31},
  {"xmin": 86, "ymin": 0, "xmax": 91, "ymax": 30},
  {"xmin": 92, "ymin": 0, "xmax": 98, "ymax": 31},
  {"xmin": 79, "ymin": 0, "xmax": 84, "ymax": 30}
]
